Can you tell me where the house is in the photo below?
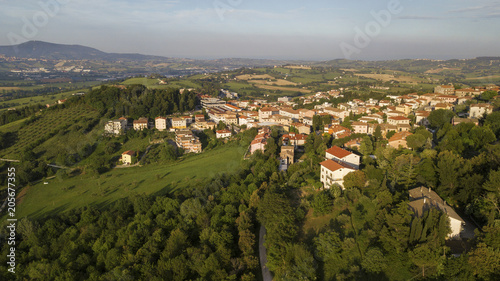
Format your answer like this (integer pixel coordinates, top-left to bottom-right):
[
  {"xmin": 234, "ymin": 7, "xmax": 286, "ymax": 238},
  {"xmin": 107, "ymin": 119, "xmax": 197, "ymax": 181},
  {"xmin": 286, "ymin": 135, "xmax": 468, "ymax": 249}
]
[
  {"xmin": 258, "ymin": 107, "xmax": 279, "ymax": 121},
  {"xmin": 436, "ymin": 95, "xmax": 458, "ymax": 104},
  {"xmin": 223, "ymin": 114, "xmax": 238, "ymax": 125},
  {"xmin": 155, "ymin": 117, "xmax": 168, "ymax": 131},
  {"xmin": 279, "ymin": 146, "xmax": 295, "ymax": 171},
  {"xmin": 195, "ymin": 115, "xmax": 205, "ymax": 122},
  {"xmin": 408, "ymin": 187, "xmax": 465, "ymax": 238},
  {"xmin": 104, "ymin": 117, "xmax": 128, "ymax": 135},
  {"xmin": 295, "ymin": 123, "xmax": 311, "ymax": 135},
  {"xmin": 434, "ymin": 85, "xmax": 455, "ymax": 95},
  {"xmin": 171, "ymin": 117, "xmax": 187, "ymax": 129},
  {"xmin": 216, "ymin": 129, "xmax": 232, "ymax": 139},
  {"xmin": 320, "ymin": 159, "xmax": 357, "ymax": 189},
  {"xmin": 281, "ymin": 133, "xmax": 307, "ymax": 147},
  {"xmin": 469, "ymin": 103, "xmax": 494, "ymax": 118},
  {"xmin": 415, "ymin": 111, "xmax": 430, "ymax": 126},
  {"xmin": 250, "ymin": 127, "xmax": 270, "ymax": 154},
  {"xmin": 352, "ymin": 122, "xmax": 369, "ymax": 134},
  {"xmin": 388, "ymin": 116, "xmax": 411, "ymax": 126},
  {"xmin": 133, "ymin": 117, "xmax": 149, "ymax": 130},
  {"xmin": 175, "ymin": 130, "xmax": 202, "ymax": 153},
  {"xmin": 345, "ymin": 138, "xmax": 362, "ymax": 149},
  {"xmin": 325, "ymin": 145, "xmax": 360, "ymax": 168},
  {"xmin": 452, "ymin": 117, "xmax": 479, "ymax": 126},
  {"xmin": 279, "ymin": 108, "xmax": 300, "ymax": 121},
  {"xmin": 388, "ymin": 131, "xmax": 413, "ymax": 149},
  {"xmin": 121, "ymin": 150, "xmax": 136, "ymax": 165}
]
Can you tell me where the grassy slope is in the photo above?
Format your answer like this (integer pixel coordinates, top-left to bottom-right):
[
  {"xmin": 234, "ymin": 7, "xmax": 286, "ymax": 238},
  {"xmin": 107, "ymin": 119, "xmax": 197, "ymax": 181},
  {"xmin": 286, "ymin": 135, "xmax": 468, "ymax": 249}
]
[{"xmin": 17, "ymin": 143, "xmax": 248, "ymax": 219}]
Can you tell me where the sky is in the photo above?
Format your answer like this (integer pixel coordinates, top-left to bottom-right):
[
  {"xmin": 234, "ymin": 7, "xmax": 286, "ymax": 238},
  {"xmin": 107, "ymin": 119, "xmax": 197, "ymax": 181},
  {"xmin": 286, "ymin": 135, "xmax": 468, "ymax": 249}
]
[{"xmin": 1, "ymin": 0, "xmax": 500, "ymax": 60}]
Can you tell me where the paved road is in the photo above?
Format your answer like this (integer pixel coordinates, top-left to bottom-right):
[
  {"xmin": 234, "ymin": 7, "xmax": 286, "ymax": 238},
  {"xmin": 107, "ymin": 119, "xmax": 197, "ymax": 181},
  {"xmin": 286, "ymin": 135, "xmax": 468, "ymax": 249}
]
[{"xmin": 259, "ymin": 225, "xmax": 273, "ymax": 281}]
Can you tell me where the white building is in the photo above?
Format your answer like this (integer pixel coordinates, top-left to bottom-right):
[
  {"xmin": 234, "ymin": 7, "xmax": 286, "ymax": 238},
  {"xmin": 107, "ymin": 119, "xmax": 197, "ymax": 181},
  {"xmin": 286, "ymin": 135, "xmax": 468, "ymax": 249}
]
[
  {"xmin": 325, "ymin": 146, "xmax": 360, "ymax": 169},
  {"xmin": 155, "ymin": 117, "xmax": 168, "ymax": 131},
  {"xmin": 408, "ymin": 187, "xmax": 465, "ymax": 239},
  {"xmin": 104, "ymin": 117, "xmax": 128, "ymax": 135},
  {"xmin": 320, "ymin": 159, "xmax": 357, "ymax": 189}
]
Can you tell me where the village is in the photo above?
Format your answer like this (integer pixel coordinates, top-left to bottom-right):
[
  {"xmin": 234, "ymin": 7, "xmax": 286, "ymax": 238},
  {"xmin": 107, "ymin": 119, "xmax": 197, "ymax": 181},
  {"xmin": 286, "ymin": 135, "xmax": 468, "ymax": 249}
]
[{"xmin": 99, "ymin": 83, "xmax": 499, "ymax": 243}]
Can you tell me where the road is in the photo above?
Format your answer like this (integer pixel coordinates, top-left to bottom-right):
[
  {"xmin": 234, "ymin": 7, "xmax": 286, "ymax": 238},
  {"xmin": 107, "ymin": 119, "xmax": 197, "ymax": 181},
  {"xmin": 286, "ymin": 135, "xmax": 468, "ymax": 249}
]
[{"xmin": 259, "ymin": 225, "xmax": 273, "ymax": 281}]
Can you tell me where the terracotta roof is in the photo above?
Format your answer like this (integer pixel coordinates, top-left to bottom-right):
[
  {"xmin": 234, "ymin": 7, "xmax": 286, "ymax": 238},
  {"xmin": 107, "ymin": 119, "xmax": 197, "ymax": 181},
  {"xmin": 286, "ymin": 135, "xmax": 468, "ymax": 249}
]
[
  {"xmin": 122, "ymin": 150, "xmax": 135, "ymax": 156},
  {"xmin": 388, "ymin": 131, "xmax": 413, "ymax": 142},
  {"xmin": 320, "ymin": 159, "xmax": 356, "ymax": 172},
  {"xmin": 388, "ymin": 116, "xmax": 410, "ymax": 121},
  {"xmin": 325, "ymin": 145, "xmax": 352, "ymax": 158}
]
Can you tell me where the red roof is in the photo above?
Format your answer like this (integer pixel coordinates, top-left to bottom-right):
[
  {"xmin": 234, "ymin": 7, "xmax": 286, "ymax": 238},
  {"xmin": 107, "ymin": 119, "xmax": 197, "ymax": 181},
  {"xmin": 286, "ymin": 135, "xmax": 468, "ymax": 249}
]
[
  {"xmin": 320, "ymin": 159, "xmax": 355, "ymax": 172},
  {"xmin": 389, "ymin": 116, "xmax": 410, "ymax": 121},
  {"xmin": 325, "ymin": 145, "xmax": 352, "ymax": 159},
  {"xmin": 216, "ymin": 129, "xmax": 231, "ymax": 134},
  {"xmin": 122, "ymin": 150, "xmax": 136, "ymax": 156}
]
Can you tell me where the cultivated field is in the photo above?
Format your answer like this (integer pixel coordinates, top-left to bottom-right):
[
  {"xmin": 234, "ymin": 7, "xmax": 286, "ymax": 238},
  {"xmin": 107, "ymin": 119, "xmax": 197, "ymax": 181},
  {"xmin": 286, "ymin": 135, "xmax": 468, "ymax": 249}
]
[{"xmin": 0, "ymin": 105, "xmax": 99, "ymax": 158}]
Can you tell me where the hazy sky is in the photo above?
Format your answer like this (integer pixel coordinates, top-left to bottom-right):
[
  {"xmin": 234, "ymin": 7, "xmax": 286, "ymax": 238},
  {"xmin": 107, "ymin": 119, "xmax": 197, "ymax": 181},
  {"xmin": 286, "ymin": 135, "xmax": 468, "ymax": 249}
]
[{"xmin": 1, "ymin": 0, "xmax": 500, "ymax": 60}]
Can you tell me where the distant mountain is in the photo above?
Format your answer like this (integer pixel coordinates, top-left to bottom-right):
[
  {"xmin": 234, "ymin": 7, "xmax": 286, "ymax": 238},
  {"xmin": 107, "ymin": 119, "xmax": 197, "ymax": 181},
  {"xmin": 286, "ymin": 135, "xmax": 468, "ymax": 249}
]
[{"xmin": 0, "ymin": 41, "xmax": 170, "ymax": 61}]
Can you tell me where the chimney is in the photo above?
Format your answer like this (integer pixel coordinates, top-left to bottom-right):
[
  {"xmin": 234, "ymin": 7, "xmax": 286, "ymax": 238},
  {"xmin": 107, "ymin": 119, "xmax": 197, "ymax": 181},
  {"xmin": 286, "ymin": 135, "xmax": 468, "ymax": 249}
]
[
  {"xmin": 424, "ymin": 198, "xmax": 427, "ymax": 204},
  {"xmin": 429, "ymin": 187, "xmax": 431, "ymax": 193}
]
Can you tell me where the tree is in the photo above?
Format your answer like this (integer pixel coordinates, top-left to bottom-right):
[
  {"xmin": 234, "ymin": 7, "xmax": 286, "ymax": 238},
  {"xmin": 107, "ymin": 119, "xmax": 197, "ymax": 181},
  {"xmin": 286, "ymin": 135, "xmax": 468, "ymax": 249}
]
[
  {"xmin": 436, "ymin": 150, "xmax": 465, "ymax": 198},
  {"xmin": 428, "ymin": 109, "xmax": 455, "ymax": 129},
  {"xmin": 343, "ymin": 171, "xmax": 367, "ymax": 190},
  {"xmin": 481, "ymin": 90, "xmax": 498, "ymax": 101},
  {"xmin": 359, "ymin": 136, "xmax": 373, "ymax": 155},
  {"xmin": 406, "ymin": 134, "xmax": 427, "ymax": 151}
]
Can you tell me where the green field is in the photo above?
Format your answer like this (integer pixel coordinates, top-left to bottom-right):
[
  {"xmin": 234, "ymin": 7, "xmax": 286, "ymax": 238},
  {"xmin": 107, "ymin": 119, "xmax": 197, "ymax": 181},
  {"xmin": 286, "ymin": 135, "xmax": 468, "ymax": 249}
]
[
  {"xmin": 0, "ymin": 117, "xmax": 28, "ymax": 133},
  {"xmin": 121, "ymin": 77, "xmax": 201, "ymax": 89},
  {"xmin": 16, "ymin": 143, "xmax": 248, "ymax": 218}
]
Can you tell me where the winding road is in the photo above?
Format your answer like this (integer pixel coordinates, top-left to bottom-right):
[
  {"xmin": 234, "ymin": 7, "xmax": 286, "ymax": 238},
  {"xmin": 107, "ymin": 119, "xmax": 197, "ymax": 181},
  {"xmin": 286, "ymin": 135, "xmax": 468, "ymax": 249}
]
[{"xmin": 259, "ymin": 225, "xmax": 273, "ymax": 281}]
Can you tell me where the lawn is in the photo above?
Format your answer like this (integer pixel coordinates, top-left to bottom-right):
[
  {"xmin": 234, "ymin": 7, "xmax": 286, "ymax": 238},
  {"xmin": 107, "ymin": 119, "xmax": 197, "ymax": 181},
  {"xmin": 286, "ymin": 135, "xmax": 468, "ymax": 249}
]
[{"xmin": 16, "ymin": 143, "xmax": 248, "ymax": 219}]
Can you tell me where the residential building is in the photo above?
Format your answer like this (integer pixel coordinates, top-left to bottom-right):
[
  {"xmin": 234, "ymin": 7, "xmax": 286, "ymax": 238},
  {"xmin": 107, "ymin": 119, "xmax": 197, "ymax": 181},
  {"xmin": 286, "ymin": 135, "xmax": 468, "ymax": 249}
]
[
  {"xmin": 258, "ymin": 107, "xmax": 279, "ymax": 121},
  {"xmin": 469, "ymin": 103, "xmax": 494, "ymax": 118},
  {"xmin": 320, "ymin": 159, "xmax": 357, "ymax": 189},
  {"xmin": 279, "ymin": 146, "xmax": 295, "ymax": 171},
  {"xmin": 408, "ymin": 187, "xmax": 465, "ymax": 238},
  {"xmin": 325, "ymin": 145, "xmax": 361, "ymax": 168},
  {"xmin": 121, "ymin": 150, "xmax": 136, "ymax": 165},
  {"xmin": 387, "ymin": 116, "xmax": 411, "ymax": 126},
  {"xmin": 171, "ymin": 117, "xmax": 187, "ymax": 129},
  {"xmin": 104, "ymin": 117, "xmax": 128, "ymax": 135},
  {"xmin": 250, "ymin": 128, "xmax": 270, "ymax": 154},
  {"xmin": 282, "ymin": 133, "xmax": 307, "ymax": 147},
  {"xmin": 133, "ymin": 117, "xmax": 149, "ymax": 130},
  {"xmin": 434, "ymin": 85, "xmax": 455, "ymax": 95},
  {"xmin": 216, "ymin": 129, "xmax": 232, "ymax": 139},
  {"xmin": 175, "ymin": 130, "xmax": 202, "ymax": 153},
  {"xmin": 155, "ymin": 117, "xmax": 168, "ymax": 131},
  {"xmin": 388, "ymin": 131, "xmax": 413, "ymax": 149}
]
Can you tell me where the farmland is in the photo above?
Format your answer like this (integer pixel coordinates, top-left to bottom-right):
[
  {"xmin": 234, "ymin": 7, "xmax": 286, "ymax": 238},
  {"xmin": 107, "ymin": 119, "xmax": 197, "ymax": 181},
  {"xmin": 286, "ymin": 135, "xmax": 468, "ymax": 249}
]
[
  {"xmin": 16, "ymin": 143, "xmax": 247, "ymax": 218},
  {"xmin": 0, "ymin": 105, "xmax": 99, "ymax": 158}
]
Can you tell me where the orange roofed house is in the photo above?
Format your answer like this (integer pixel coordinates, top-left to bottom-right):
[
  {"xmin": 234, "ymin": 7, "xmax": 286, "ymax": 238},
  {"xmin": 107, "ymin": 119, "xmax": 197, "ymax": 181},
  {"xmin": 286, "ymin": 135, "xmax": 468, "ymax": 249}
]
[
  {"xmin": 388, "ymin": 131, "xmax": 413, "ymax": 149},
  {"xmin": 325, "ymin": 145, "xmax": 360, "ymax": 168},
  {"xmin": 121, "ymin": 150, "xmax": 136, "ymax": 165},
  {"xmin": 250, "ymin": 127, "xmax": 270, "ymax": 154},
  {"xmin": 320, "ymin": 159, "xmax": 357, "ymax": 189}
]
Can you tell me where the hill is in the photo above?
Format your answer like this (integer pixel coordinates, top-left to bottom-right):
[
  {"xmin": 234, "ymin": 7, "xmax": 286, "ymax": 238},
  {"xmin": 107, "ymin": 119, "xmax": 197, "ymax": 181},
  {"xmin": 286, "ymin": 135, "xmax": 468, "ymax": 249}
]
[{"xmin": 0, "ymin": 40, "xmax": 167, "ymax": 61}]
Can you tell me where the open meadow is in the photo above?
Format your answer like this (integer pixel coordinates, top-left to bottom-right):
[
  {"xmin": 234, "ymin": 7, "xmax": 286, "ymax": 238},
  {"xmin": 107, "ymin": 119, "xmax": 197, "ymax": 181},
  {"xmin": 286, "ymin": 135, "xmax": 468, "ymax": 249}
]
[{"xmin": 16, "ymin": 143, "xmax": 247, "ymax": 218}]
